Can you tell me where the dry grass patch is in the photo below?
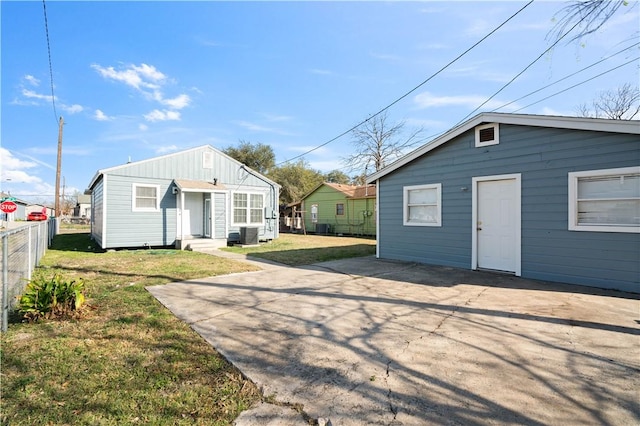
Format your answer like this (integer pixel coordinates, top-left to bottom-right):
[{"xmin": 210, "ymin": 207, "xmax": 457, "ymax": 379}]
[
  {"xmin": 1, "ymin": 233, "xmax": 262, "ymax": 425},
  {"xmin": 222, "ymin": 233, "xmax": 376, "ymax": 266}
]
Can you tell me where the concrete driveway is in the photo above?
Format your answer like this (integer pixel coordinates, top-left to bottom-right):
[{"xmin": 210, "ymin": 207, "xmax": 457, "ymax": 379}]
[{"xmin": 148, "ymin": 254, "xmax": 639, "ymax": 426}]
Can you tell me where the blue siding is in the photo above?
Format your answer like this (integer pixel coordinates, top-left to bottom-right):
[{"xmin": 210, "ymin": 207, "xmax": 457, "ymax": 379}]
[
  {"xmin": 379, "ymin": 124, "xmax": 639, "ymax": 292},
  {"xmin": 91, "ymin": 145, "xmax": 279, "ymax": 248}
]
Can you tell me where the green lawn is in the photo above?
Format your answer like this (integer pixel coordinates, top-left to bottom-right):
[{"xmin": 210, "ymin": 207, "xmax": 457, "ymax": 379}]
[
  {"xmin": 222, "ymin": 233, "xmax": 376, "ymax": 266},
  {"xmin": 1, "ymin": 232, "xmax": 376, "ymax": 425}
]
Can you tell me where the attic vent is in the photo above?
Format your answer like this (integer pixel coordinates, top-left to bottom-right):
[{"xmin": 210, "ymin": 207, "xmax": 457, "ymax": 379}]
[
  {"xmin": 479, "ymin": 127, "xmax": 494, "ymax": 142},
  {"xmin": 475, "ymin": 123, "xmax": 499, "ymax": 147},
  {"xmin": 203, "ymin": 152, "xmax": 213, "ymax": 169}
]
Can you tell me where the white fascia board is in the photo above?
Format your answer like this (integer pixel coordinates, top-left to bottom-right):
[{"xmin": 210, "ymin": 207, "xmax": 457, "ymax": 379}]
[{"xmin": 366, "ymin": 112, "xmax": 640, "ymax": 183}]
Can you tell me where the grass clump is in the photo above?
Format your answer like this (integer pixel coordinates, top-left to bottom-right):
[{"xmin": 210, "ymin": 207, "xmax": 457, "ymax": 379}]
[
  {"xmin": 1, "ymin": 233, "xmax": 261, "ymax": 425},
  {"xmin": 222, "ymin": 233, "xmax": 376, "ymax": 266}
]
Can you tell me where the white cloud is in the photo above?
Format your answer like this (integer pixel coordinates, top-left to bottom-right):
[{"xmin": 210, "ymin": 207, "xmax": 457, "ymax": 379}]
[
  {"xmin": 160, "ymin": 93, "xmax": 191, "ymax": 109},
  {"xmin": 234, "ymin": 120, "xmax": 275, "ymax": 132},
  {"xmin": 139, "ymin": 123, "xmax": 149, "ymax": 131},
  {"xmin": 309, "ymin": 69, "xmax": 333, "ymax": 75},
  {"xmin": 24, "ymin": 75, "xmax": 40, "ymax": 86},
  {"xmin": 22, "ymin": 89, "xmax": 54, "ymax": 101},
  {"xmin": 156, "ymin": 145, "xmax": 178, "ymax": 154},
  {"xmin": 0, "ymin": 148, "xmax": 43, "ymax": 188},
  {"xmin": 414, "ymin": 91, "xmax": 517, "ymax": 111},
  {"xmin": 94, "ymin": 109, "xmax": 111, "ymax": 121},
  {"xmin": 62, "ymin": 104, "xmax": 84, "ymax": 114},
  {"xmin": 92, "ymin": 63, "xmax": 166, "ymax": 90},
  {"xmin": 144, "ymin": 109, "xmax": 181, "ymax": 122}
]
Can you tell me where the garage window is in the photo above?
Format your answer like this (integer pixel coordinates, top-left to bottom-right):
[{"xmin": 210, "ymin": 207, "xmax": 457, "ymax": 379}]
[
  {"xmin": 403, "ymin": 183, "xmax": 442, "ymax": 226},
  {"xmin": 568, "ymin": 166, "xmax": 640, "ymax": 233},
  {"xmin": 132, "ymin": 184, "xmax": 160, "ymax": 212}
]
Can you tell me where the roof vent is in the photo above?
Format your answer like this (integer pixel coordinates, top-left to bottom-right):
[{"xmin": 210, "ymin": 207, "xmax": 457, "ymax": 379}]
[{"xmin": 475, "ymin": 123, "xmax": 499, "ymax": 147}]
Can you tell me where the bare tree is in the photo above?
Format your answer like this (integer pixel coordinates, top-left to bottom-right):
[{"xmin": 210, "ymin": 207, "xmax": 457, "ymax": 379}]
[
  {"xmin": 343, "ymin": 112, "xmax": 424, "ymax": 177},
  {"xmin": 576, "ymin": 83, "xmax": 640, "ymax": 120},
  {"xmin": 548, "ymin": 0, "xmax": 632, "ymax": 43}
]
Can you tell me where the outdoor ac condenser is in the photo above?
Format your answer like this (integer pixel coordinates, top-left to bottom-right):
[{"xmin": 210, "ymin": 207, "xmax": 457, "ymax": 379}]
[{"xmin": 239, "ymin": 227, "xmax": 259, "ymax": 245}]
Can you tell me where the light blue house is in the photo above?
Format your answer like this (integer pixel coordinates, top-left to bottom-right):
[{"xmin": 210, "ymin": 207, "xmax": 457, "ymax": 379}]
[
  {"xmin": 367, "ymin": 113, "xmax": 640, "ymax": 293},
  {"xmin": 88, "ymin": 145, "xmax": 280, "ymax": 250}
]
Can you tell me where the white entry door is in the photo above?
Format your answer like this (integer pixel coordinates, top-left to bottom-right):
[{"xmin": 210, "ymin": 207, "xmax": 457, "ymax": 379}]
[
  {"xmin": 473, "ymin": 174, "xmax": 521, "ymax": 275},
  {"xmin": 183, "ymin": 192, "xmax": 203, "ymax": 236},
  {"xmin": 204, "ymin": 198, "xmax": 211, "ymax": 238}
]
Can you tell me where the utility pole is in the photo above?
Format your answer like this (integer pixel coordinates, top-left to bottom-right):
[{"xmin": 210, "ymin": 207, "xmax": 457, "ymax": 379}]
[{"xmin": 54, "ymin": 116, "xmax": 63, "ymax": 217}]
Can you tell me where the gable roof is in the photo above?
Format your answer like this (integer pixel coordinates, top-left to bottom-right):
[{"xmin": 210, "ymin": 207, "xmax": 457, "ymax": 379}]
[
  {"xmin": 366, "ymin": 112, "xmax": 640, "ymax": 183},
  {"xmin": 302, "ymin": 182, "xmax": 377, "ymax": 201},
  {"xmin": 88, "ymin": 144, "xmax": 279, "ymax": 189}
]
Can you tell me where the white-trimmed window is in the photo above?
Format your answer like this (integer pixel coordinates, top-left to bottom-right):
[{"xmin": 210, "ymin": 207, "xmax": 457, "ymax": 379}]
[
  {"xmin": 233, "ymin": 192, "xmax": 264, "ymax": 225},
  {"xmin": 475, "ymin": 123, "xmax": 499, "ymax": 147},
  {"xmin": 132, "ymin": 184, "xmax": 160, "ymax": 212},
  {"xmin": 568, "ymin": 166, "xmax": 640, "ymax": 233},
  {"xmin": 403, "ymin": 183, "xmax": 442, "ymax": 226}
]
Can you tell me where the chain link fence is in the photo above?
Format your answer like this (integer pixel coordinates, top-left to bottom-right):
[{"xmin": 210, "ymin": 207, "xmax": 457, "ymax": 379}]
[{"xmin": 1, "ymin": 220, "xmax": 56, "ymax": 331}]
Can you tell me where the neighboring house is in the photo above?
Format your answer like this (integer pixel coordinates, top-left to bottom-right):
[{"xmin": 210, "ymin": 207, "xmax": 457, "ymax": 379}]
[
  {"xmin": 300, "ymin": 182, "xmax": 376, "ymax": 236},
  {"xmin": 367, "ymin": 112, "xmax": 640, "ymax": 293},
  {"xmin": 87, "ymin": 145, "xmax": 280, "ymax": 250},
  {"xmin": 74, "ymin": 194, "xmax": 92, "ymax": 218}
]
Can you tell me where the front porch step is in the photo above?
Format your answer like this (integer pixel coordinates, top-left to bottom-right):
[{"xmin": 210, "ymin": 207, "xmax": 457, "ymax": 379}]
[{"xmin": 177, "ymin": 238, "xmax": 227, "ymax": 251}]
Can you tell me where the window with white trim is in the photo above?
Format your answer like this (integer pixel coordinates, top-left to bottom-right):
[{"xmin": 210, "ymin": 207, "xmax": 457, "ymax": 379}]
[
  {"xmin": 233, "ymin": 192, "xmax": 264, "ymax": 225},
  {"xmin": 132, "ymin": 184, "xmax": 160, "ymax": 212},
  {"xmin": 403, "ymin": 184, "xmax": 442, "ymax": 226},
  {"xmin": 568, "ymin": 166, "xmax": 640, "ymax": 233},
  {"xmin": 475, "ymin": 123, "xmax": 499, "ymax": 147}
]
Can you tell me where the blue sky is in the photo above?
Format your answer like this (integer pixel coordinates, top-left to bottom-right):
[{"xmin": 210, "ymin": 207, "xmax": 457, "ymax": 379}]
[{"xmin": 1, "ymin": 1, "xmax": 638, "ymax": 203}]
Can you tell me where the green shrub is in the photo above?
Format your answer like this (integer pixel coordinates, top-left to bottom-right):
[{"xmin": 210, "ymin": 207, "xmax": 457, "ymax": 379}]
[{"xmin": 18, "ymin": 273, "xmax": 86, "ymax": 321}]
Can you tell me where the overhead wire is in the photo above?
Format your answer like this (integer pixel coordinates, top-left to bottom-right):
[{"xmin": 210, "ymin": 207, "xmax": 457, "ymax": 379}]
[
  {"xmin": 511, "ymin": 57, "xmax": 639, "ymax": 113},
  {"xmin": 276, "ymin": 0, "xmax": 535, "ymax": 166},
  {"xmin": 491, "ymin": 41, "xmax": 640, "ymax": 112},
  {"xmin": 42, "ymin": 0, "xmax": 59, "ymax": 124},
  {"xmin": 453, "ymin": 10, "xmax": 591, "ymax": 126}
]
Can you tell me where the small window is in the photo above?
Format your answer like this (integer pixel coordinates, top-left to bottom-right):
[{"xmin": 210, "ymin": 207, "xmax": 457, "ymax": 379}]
[
  {"xmin": 232, "ymin": 192, "xmax": 265, "ymax": 225},
  {"xmin": 311, "ymin": 204, "xmax": 318, "ymax": 223},
  {"xmin": 403, "ymin": 184, "xmax": 442, "ymax": 226},
  {"xmin": 132, "ymin": 184, "xmax": 160, "ymax": 212},
  {"xmin": 568, "ymin": 166, "xmax": 640, "ymax": 233},
  {"xmin": 203, "ymin": 152, "xmax": 213, "ymax": 169},
  {"xmin": 336, "ymin": 203, "xmax": 344, "ymax": 216},
  {"xmin": 475, "ymin": 123, "xmax": 499, "ymax": 147}
]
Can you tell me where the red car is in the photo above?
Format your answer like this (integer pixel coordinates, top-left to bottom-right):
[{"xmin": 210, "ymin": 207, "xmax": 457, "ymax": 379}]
[{"xmin": 27, "ymin": 211, "xmax": 48, "ymax": 221}]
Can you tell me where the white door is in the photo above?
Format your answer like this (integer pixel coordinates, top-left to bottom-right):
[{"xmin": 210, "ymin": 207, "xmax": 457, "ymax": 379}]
[
  {"xmin": 474, "ymin": 175, "xmax": 521, "ymax": 274},
  {"xmin": 183, "ymin": 193, "xmax": 203, "ymax": 236},
  {"xmin": 204, "ymin": 198, "xmax": 211, "ymax": 238}
]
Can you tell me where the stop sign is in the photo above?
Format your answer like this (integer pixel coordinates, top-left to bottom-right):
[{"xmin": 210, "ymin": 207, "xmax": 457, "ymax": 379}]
[{"xmin": 0, "ymin": 201, "xmax": 17, "ymax": 213}]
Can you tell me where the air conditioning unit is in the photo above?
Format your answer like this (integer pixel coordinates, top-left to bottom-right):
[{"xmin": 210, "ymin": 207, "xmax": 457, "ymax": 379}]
[
  {"xmin": 239, "ymin": 227, "xmax": 259, "ymax": 245},
  {"xmin": 316, "ymin": 224, "xmax": 330, "ymax": 235}
]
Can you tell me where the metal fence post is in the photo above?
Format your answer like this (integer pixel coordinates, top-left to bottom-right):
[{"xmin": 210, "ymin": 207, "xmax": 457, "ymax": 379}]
[{"xmin": 2, "ymin": 233, "xmax": 9, "ymax": 332}]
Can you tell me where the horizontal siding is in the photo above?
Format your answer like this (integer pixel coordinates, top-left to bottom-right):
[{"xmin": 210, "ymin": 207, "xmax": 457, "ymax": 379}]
[
  {"xmin": 379, "ymin": 124, "xmax": 640, "ymax": 292},
  {"xmin": 303, "ymin": 186, "xmax": 376, "ymax": 235},
  {"xmin": 104, "ymin": 176, "xmax": 177, "ymax": 248},
  {"xmin": 96, "ymin": 146, "xmax": 279, "ymax": 247}
]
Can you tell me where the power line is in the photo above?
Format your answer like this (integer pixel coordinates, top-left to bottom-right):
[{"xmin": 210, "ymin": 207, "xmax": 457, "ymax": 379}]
[
  {"xmin": 42, "ymin": 0, "xmax": 58, "ymax": 124},
  {"xmin": 454, "ymin": 10, "xmax": 590, "ymax": 126},
  {"xmin": 512, "ymin": 57, "xmax": 639, "ymax": 113},
  {"xmin": 492, "ymin": 42, "xmax": 640, "ymax": 112},
  {"xmin": 276, "ymin": 0, "xmax": 535, "ymax": 166}
]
